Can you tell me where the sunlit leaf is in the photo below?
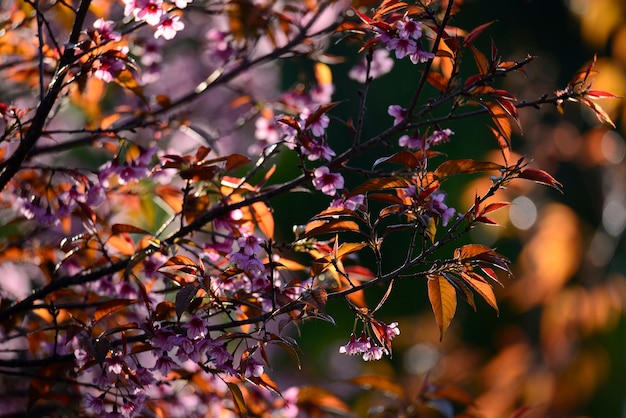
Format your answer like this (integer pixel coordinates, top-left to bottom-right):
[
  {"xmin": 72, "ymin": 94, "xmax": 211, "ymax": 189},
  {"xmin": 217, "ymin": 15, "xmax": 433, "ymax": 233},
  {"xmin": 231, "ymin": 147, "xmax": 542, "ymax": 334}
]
[
  {"xmin": 226, "ymin": 382, "xmax": 247, "ymax": 418},
  {"xmin": 94, "ymin": 299, "xmax": 138, "ymax": 323},
  {"xmin": 426, "ymin": 71, "xmax": 450, "ymax": 91},
  {"xmin": 470, "ymin": 45, "xmax": 489, "ymax": 75},
  {"xmin": 303, "ymin": 220, "xmax": 360, "ymax": 238},
  {"xmin": 373, "ymin": 151, "xmax": 420, "ymax": 169},
  {"xmin": 434, "ymin": 159, "xmax": 503, "ymax": 178},
  {"xmin": 518, "ymin": 168, "xmax": 563, "ymax": 192},
  {"xmin": 460, "ymin": 272, "xmax": 499, "ymax": 314},
  {"xmin": 350, "ymin": 177, "xmax": 411, "ymax": 196},
  {"xmin": 488, "ymin": 125, "xmax": 510, "ymax": 164},
  {"xmin": 250, "ymin": 201, "xmax": 274, "ymax": 239},
  {"xmin": 427, "ymin": 275, "xmax": 457, "ymax": 340},
  {"xmin": 111, "ymin": 224, "xmax": 151, "ymax": 235}
]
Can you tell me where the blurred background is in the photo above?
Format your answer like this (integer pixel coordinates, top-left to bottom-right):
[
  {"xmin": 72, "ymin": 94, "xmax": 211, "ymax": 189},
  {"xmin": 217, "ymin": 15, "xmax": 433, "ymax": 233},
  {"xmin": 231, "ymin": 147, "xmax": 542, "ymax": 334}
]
[{"xmin": 272, "ymin": 1, "xmax": 626, "ymax": 417}]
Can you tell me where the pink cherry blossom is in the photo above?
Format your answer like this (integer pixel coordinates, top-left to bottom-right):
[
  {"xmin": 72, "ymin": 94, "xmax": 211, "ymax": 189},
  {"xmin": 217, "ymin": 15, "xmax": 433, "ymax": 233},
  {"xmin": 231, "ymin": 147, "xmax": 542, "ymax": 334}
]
[
  {"xmin": 427, "ymin": 128, "xmax": 454, "ymax": 146},
  {"xmin": 396, "ymin": 17, "xmax": 422, "ymax": 40},
  {"xmin": 93, "ymin": 19, "xmax": 122, "ymax": 42},
  {"xmin": 388, "ymin": 105, "xmax": 407, "ymax": 126},
  {"xmin": 387, "ymin": 37, "xmax": 417, "ymax": 59},
  {"xmin": 349, "ymin": 48, "xmax": 394, "ymax": 83},
  {"xmin": 184, "ymin": 315, "xmax": 208, "ymax": 340},
  {"xmin": 312, "ymin": 166, "xmax": 344, "ymax": 196},
  {"xmin": 339, "ymin": 332, "xmax": 370, "ymax": 355},
  {"xmin": 362, "ymin": 343, "xmax": 388, "ymax": 361},
  {"xmin": 154, "ymin": 14, "xmax": 184, "ymax": 40},
  {"xmin": 409, "ymin": 46, "xmax": 435, "ymax": 64},
  {"xmin": 398, "ymin": 133, "xmax": 423, "ymax": 149}
]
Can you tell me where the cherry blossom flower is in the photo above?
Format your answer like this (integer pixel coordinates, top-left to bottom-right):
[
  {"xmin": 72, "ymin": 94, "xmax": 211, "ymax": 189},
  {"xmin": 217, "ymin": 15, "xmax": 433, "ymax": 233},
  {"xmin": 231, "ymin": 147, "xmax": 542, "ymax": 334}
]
[
  {"xmin": 254, "ymin": 116, "xmax": 280, "ymax": 144},
  {"xmin": 339, "ymin": 332, "xmax": 370, "ymax": 355},
  {"xmin": 428, "ymin": 192, "xmax": 455, "ymax": 226},
  {"xmin": 349, "ymin": 48, "xmax": 394, "ymax": 83},
  {"xmin": 153, "ymin": 354, "xmax": 178, "ymax": 375},
  {"xmin": 94, "ymin": 51, "xmax": 126, "ymax": 82},
  {"xmin": 330, "ymin": 194, "xmax": 365, "ymax": 211},
  {"xmin": 134, "ymin": 0, "xmax": 165, "ymax": 26},
  {"xmin": 303, "ymin": 139, "xmax": 335, "ymax": 162},
  {"xmin": 409, "ymin": 46, "xmax": 435, "ymax": 64},
  {"xmin": 93, "ymin": 19, "xmax": 122, "ymax": 42},
  {"xmin": 184, "ymin": 315, "xmax": 208, "ymax": 340},
  {"xmin": 237, "ymin": 234, "xmax": 263, "ymax": 256},
  {"xmin": 385, "ymin": 322, "xmax": 401, "ymax": 341},
  {"xmin": 305, "ymin": 111, "xmax": 329, "ymax": 137},
  {"xmin": 387, "ymin": 36, "xmax": 417, "ymax": 59},
  {"xmin": 243, "ymin": 357, "xmax": 264, "ymax": 378},
  {"xmin": 427, "ymin": 128, "xmax": 454, "ymax": 147},
  {"xmin": 154, "ymin": 14, "xmax": 184, "ymax": 40},
  {"xmin": 388, "ymin": 105, "xmax": 407, "ymax": 126},
  {"xmin": 312, "ymin": 166, "xmax": 344, "ymax": 196},
  {"xmin": 362, "ymin": 343, "xmax": 388, "ymax": 361},
  {"xmin": 396, "ymin": 17, "xmax": 423, "ymax": 40},
  {"xmin": 398, "ymin": 132, "xmax": 422, "ymax": 149},
  {"xmin": 205, "ymin": 29, "xmax": 235, "ymax": 61},
  {"xmin": 84, "ymin": 393, "xmax": 106, "ymax": 414}
]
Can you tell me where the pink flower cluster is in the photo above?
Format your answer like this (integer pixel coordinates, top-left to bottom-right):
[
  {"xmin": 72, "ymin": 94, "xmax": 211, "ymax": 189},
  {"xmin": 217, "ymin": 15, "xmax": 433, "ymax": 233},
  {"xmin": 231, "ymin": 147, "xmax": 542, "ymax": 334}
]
[
  {"xmin": 123, "ymin": 0, "xmax": 187, "ymax": 40},
  {"xmin": 375, "ymin": 16, "xmax": 435, "ymax": 64},
  {"xmin": 399, "ymin": 128, "xmax": 455, "ymax": 150},
  {"xmin": 338, "ymin": 324, "xmax": 398, "ymax": 362}
]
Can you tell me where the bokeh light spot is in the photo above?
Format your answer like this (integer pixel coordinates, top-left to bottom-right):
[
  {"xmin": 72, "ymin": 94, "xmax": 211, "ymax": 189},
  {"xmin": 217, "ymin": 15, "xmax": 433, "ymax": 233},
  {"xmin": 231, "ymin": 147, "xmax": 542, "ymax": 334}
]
[{"xmin": 509, "ymin": 196, "xmax": 537, "ymax": 230}]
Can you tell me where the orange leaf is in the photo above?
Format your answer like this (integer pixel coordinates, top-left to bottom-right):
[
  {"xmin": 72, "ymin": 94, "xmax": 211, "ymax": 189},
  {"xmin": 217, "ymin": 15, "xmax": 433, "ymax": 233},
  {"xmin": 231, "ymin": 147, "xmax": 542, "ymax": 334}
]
[
  {"xmin": 303, "ymin": 220, "xmax": 360, "ymax": 238},
  {"xmin": 488, "ymin": 125, "xmax": 510, "ymax": 165},
  {"xmin": 349, "ymin": 177, "xmax": 410, "ymax": 196},
  {"xmin": 434, "ymin": 159, "xmax": 503, "ymax": 178},
  {"xmin": 426, "ymin": 71, "xmax": 450, "ymax": 91},
  {"xmin": 427, "ymin": 275, "xmax": 457, "ymax": 340},
  {"xmin": 460, "ymin": 272, "xmax": 499, "ymax": 314},
  {"xmin": 250, "ymin": 201, "xmax": 274, "ymax": 239},
  {"xmin": 470, "ymin": 45, "xmax": 489, "ymax": 75},
  {"xmin": 94, "ymin": 299, "xmax": 138, "ymax": 323}
]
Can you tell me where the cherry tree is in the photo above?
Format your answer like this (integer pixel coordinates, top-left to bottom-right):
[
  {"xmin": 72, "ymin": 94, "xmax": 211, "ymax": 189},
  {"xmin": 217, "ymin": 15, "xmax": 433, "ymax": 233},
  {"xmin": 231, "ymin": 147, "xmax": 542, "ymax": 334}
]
[{"xmin": 0, "ymin": 0, "xmax": 618, "ymax": 416}]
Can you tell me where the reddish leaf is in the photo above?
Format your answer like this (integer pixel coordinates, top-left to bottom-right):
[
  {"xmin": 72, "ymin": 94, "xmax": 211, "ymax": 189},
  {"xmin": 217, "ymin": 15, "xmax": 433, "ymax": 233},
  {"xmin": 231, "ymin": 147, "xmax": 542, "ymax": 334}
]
[
  {"xmin": 586, "ymin": 89, "xmax": 620, "ymax": 99},
  {"xmin": 470, "ymin": 45, "xmax": 489, "ymax": 75},
  {"xmin": 250, "ymin": 201, "xmax": 274, "ymax": 239},
  {"xmin": 518, "ymin": 168, "xmax": 563, "ymax": 192},
  {"xmin": 426, "ymin": 72, "xmax": 450, "ymax": 91},
  {"xmin": 111, "ymin": 223, "xmax": 151, "ymax": 235},
  {"xmin": 485, "ymin": 100, "xmax": 513, "ymax": 140},
  {"xmin": 303, "ymin": 220, "xmax": 360, "ymax": 238},
  {"xmin": 454, "ymin": 243, "xmax": 498, "ymax": 261},
  {"xmin": 373, "ymin": 151, "xmax": 420, "ymax": 169},
  {"xmin": 225, "ymin": 153, "xmax": 250, "ymax": 171},
  {"xmin": 482, "ymin": 202, "xmax": 510, "ymax": 214},
  {"xmin": 463, "ymin": 21, "xmax": 496, "ymax": 46},
  {"xmin": 460, "ymin": 272, "xmax": 499, "ymax": 314},
  {"xmin": 427, "ymin": 275, "xmax": 457, "ymax": 340},
  {"xmin": 581, "ymin": 97, "xmax": 616, "ymax": 128},
  {"xmin": 488, "ymin": 125, "xmax": 510, "ymax": 164},
  {"xmin": 94, "ymin": 299, "xmax": 138, "ymax": 323},
  {"xmin": 349, "ymin": 177, "xmax": 410, "ymax": 196},
  {"xmin": 434, "ymin": 159, "xmax": 503, "ymax": 178},
  {"xmin": 304, "ymin": 102, "xmax": 340, "ymax": 129}
]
